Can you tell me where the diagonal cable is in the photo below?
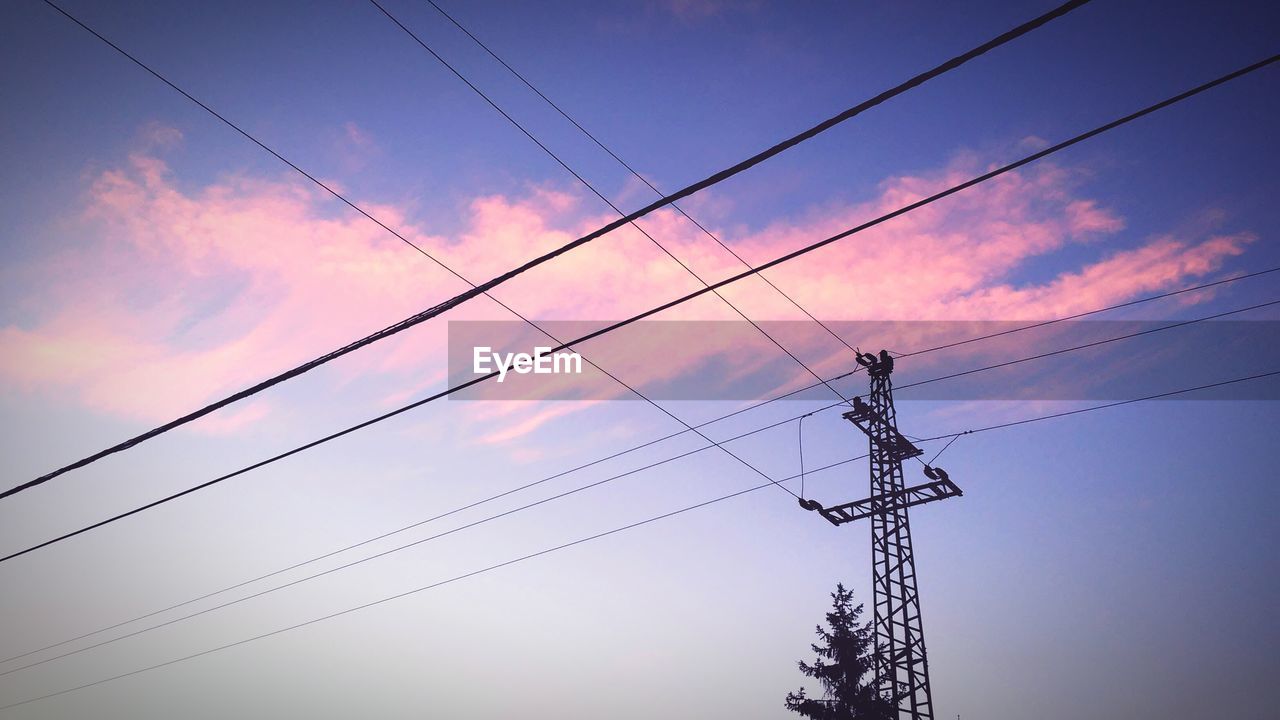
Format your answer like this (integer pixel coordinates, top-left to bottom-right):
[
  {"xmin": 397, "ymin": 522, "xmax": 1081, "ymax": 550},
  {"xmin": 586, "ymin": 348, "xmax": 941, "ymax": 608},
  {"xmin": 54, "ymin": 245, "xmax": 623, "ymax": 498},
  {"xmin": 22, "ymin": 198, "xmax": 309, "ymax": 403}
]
[
  {"xmin": 423, "ymin": 0, "xmax": 864, "ymax": 357},
  {"xmin": 2, "ymin": 274, "xmax": 1272, "ymax": 670},
  {"xmin": 369, "ymin": 0, "xmax": 854, "ymax": 418},
  {"xmin": 3, "ymin": 57, "xmax": 1275, "ymax": 561},
  {"xmin": 10, "ymin": 0, "xmax": 1094, "ymax": 498},
  {"xmin": 412, "ymin": 0, "xmax": 864, "ymax": 387},
  {"xmin": 4, "ymin": 366, "xmax": 1277, "ymax": 712}
]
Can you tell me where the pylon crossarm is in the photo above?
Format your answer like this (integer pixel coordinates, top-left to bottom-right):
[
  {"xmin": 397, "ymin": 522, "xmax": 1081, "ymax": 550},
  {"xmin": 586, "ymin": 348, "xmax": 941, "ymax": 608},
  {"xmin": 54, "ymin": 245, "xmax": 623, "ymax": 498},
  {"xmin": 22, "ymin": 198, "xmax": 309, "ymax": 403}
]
[
  {"xmin": 842, "ymin": 397, "xmax": 924, "ymax": 461},
  {"xmin": 811, "ymin": 474, "xmax": 962, "ymax": 527}
]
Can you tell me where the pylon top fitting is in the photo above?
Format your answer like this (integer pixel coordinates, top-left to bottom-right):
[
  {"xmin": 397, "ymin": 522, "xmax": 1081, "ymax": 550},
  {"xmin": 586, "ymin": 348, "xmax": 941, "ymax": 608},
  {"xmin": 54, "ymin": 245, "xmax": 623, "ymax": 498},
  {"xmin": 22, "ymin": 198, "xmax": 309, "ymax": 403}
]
[{"xmin": 856, "ymin": 349, "xmax": 894, "ymax": 377}]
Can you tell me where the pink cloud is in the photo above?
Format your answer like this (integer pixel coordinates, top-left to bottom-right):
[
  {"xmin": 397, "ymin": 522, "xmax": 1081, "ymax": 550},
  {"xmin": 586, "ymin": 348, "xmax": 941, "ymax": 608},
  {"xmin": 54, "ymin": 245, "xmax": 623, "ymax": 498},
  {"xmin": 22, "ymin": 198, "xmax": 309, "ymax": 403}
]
[
  {"xmin": 474, "ymin": 402, "xmax": 596, "ymax": 446},
  {"xmin": 334, "ymin": 121, "xmax": 382, "ymax": 173},
  {"xmin": 343, "ymin": 121, "xmax": 375, "ymax": 149},
  {"xmin": 0, "ymin": 130, "xmax": 1259, "ymax": 447},
  {"xmin": 190, "ymin": 400, "xmax": 274, "ymax": 435},
  {"xmin": 137, "ymin": 121, "xmax": 184, "ymax": 151}
]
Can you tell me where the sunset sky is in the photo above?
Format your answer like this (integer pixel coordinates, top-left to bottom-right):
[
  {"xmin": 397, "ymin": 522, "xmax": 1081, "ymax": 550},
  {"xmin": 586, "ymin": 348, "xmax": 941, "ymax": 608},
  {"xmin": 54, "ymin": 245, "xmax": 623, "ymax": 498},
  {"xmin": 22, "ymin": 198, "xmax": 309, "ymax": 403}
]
[{"xmin": 2, "ymin": 1, "xmax": 1278, "ymax": 718}]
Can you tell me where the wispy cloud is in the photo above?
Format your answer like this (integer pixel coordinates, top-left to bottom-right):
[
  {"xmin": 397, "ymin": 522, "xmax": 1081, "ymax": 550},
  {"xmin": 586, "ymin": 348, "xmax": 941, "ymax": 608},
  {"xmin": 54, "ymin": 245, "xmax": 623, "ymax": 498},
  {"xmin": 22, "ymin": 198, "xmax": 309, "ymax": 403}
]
[
  {"xmin": 0, "ymin": 127, "xmax": 1257, "ymax": 448},
  {"xmin": 333, "ymin": 121, "xmax": 382, "ymax": 173}
]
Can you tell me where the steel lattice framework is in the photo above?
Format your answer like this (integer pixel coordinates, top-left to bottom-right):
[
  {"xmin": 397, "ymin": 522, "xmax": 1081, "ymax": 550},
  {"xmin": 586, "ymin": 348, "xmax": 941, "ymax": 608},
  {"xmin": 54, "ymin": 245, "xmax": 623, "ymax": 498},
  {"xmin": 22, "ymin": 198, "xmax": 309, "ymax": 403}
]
[
  {"xmin": 863, "ymin": 352, "xmax": 933, "ymax": 718},
  {"xmin": 801, "ymin": 350, "xmax": 961, "ymax": 719}
]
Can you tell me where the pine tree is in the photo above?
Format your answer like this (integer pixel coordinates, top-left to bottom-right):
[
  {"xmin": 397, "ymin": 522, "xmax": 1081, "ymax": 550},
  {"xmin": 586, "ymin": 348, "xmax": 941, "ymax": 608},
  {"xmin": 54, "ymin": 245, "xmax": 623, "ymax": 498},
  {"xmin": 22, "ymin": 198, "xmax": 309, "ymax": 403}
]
[{"xmin": 785, "ymin": 583, "xmax": 895, "ymax": 719}]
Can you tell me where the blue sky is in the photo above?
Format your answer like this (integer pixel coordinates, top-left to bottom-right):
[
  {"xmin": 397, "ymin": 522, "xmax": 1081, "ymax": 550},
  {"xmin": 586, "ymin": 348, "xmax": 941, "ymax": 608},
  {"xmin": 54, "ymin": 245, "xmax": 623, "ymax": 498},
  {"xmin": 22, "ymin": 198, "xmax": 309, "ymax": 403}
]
[{"xmin": 1, "ymin": 1, "xmax": 1278, "ymax": 718}]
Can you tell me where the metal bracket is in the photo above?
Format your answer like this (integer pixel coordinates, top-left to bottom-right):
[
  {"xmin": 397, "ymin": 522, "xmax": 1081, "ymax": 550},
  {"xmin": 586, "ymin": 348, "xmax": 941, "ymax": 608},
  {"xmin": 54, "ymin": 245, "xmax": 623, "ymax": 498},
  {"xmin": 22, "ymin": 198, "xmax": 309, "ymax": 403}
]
[
  {"xmin": 803, "ymin": 466, "xmax": 963, "ymax": 527},
  {"xmin": 842, "ymin": 396, "xmax": 924, "ymax": 462}
]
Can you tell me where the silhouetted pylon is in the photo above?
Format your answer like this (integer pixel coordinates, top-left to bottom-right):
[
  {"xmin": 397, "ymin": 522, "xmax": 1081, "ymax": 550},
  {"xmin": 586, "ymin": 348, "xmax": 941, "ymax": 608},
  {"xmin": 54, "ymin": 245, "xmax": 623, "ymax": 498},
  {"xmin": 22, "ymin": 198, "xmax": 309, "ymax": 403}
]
[{"xmin": 800, "ymin": 350, "xmax": 962, "ymax": 720}]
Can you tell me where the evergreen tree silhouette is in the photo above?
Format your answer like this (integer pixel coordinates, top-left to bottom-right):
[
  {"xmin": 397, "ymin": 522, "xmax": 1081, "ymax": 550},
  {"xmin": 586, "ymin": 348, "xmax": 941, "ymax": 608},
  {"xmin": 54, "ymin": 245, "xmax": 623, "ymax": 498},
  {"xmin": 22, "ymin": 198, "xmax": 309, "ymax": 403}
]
[{"xmin": 785, "ymin": 583, "xmax": 895, "ymax": 719}]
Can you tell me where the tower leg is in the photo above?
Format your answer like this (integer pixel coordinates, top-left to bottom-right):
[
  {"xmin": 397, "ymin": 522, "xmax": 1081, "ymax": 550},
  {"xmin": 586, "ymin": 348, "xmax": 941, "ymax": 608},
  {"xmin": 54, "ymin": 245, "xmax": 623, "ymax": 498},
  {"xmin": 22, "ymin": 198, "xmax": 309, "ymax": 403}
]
[{"xmin": 867, "ymin": 368, "xmax": 934, "ymax": 719}]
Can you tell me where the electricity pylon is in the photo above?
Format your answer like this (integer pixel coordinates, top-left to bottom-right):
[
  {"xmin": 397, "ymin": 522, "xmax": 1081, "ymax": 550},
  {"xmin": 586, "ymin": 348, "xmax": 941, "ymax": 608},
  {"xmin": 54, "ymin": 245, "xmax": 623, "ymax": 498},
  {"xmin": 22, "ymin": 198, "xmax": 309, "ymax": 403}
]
[{"xmin": 800, "ymin": 350, "xmax": 961, "ymax": 720}]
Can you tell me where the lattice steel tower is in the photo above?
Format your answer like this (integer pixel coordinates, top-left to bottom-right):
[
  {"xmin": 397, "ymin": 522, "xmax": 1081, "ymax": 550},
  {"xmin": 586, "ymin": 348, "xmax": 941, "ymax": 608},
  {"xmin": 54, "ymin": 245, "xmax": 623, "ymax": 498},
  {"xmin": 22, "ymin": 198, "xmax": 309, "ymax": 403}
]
[
  {"xmin": 862, "ymin": 350, "xmax": 932, "ymax": 718},
  {"xmin": 801, "ymin": 350, "xmax": 962, "ymax": 719}
]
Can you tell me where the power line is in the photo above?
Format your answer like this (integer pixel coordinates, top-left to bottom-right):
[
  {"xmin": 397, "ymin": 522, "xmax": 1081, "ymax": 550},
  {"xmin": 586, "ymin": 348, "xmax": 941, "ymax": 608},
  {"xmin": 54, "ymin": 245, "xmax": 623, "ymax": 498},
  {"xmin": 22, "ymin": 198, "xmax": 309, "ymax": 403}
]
[
  {"xmin": 367, "ymin": 0, "xmax": 858, "ymax": 522},
  {"xmin": 354, "ymin": 0, "xmax": 822, "ymax": 508},
  {"xmin": 369, "ymin": 0, "xmax": 856, "ymax": 409},
  {"xmin": 4, "ymin": 55, "xmax": 1275, "ymax": 560},
  {"xmin": 0, "ymin": 392, "xmax": 834, "ymax": 667},
  {"xmin": 774, "ymin": 297, "xmax": 1280, "ymax": 427},
  {"xmin": 5, "ymin": 367, "xmax": 1276, "ymax": 713},
  {"xmin": 0, "ymin": 408, "xmax": 859, "ymax": 679},
  {"xmin": 802, "ymin": 265, "xmax": 1280, "ymax": 395},
  {"xmin": 12, "ymin": 0, "xmax": 1090, "ymax": 500},
  {"xmin": 892, "ymin": 299, "xmax": 1280, "ymax": 394},
  {"xmin": 895, "ymin": 266, "xmax": 1280, "ymax": 360},
  {"xmin": 919, "ymin": 369, "xmax": 1280, "ymax": 440},
  {"xmin": 33, "ymin": 0, "xmax": 883, "ymax": 552},
  {"xmin": 419, "ymin": 0, "xmax": 866, "ymax": 362},
  {"xmin": 798, "ymin": 412, "xmax": 814, "ymax": 499},
  {"xmin": 27, "ymin": 1, "xmax": 793, "ymax": 529},
  {"xmin": 0, "ymin": 455, "xmax": 858, "ymax": 714},
  {"xmin": 587, "ymin": 266, "xmax": 1280, "ymax": 436},
  {"xmin": 926, "ymin": 433, "xmax": 964, "ymax": 466},
  {"xmin": 4, "ymin": 287, "xmax": 1273, "ymax": 663},
  {"xmin": 2, "ymin": 265, "xmax": 1258, "ymax": 669},
  {"xmin": 526, "ymin": 54, "xmax": 1280, "ymax": 364}
]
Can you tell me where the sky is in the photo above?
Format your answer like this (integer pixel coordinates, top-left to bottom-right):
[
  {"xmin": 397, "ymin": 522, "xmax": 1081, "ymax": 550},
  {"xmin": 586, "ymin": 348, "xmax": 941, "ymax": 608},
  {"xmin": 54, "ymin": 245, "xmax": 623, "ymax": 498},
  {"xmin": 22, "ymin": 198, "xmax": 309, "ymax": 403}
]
[{"xmin": 1, "ymin": 0, "xmax": 1278, "ymax": 718}]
